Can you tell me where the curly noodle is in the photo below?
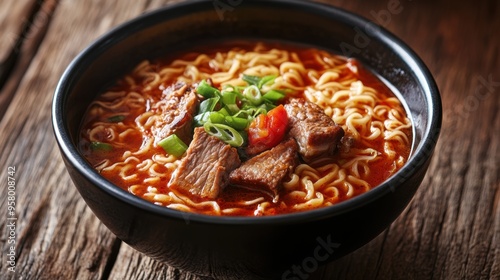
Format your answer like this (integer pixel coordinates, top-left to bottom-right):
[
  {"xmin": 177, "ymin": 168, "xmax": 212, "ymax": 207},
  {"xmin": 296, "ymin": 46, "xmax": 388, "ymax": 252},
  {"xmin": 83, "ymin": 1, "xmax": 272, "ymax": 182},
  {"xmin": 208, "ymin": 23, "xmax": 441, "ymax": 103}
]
[{"xmin": 80, "ymin": 42, "xmax": 412, "ymax": 216}]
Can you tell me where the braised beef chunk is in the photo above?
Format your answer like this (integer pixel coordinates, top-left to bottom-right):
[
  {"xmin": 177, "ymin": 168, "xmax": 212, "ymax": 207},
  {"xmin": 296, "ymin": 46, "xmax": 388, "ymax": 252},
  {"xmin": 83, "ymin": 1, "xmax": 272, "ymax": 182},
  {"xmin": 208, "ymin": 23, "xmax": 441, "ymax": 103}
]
[
  {"xmin": 152, "ymin": 83, "xmax": 199, "ymax": 144},
  {"xmin": 168, "ymin": 127, "xmax": 241, "ymax": 200},
  {"xmin": 229, "ymin": 138, "xmax": 299, "ymax": 196},
  {"xmin": 284, "ymin": 98, "xmax": 344, "ymax": 162},
  {"xmin": 245, "ymin": 140, "xmax": 268, "ymax": 157}
]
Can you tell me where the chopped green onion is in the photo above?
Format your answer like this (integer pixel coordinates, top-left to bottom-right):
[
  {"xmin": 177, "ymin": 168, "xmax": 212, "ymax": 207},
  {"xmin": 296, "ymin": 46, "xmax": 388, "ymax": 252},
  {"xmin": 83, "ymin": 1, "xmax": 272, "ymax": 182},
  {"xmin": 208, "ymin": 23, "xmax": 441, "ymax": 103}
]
[
  {"xmin": 90, "ymin": 142, "xmax": 113, "ymax": 151},
  {"xmin": 258, "ymin": 75, "xmax": 277, "ymax": 89},
  {"xmin": 221, "ymin": 90, "xmax": 240, "ymax": 114},
  {"xmin": 194, "ymin": 75, "xmax": 289, "ymax": 146},
  {"xmin": 209, "ymin": 112, "xmax": 226, "ymax": 124},
  {"xmin": 195, "ymin": 96, "xmax": 221, "ymax": 126},
  {"xmin": 242, "ymin": 74, "xmax": 276, "ymax": 89},
  {"xmin": 225, "ymin": 104, "xmax": 241, "ymax": 115},
  {"xmin": 218, "ymin": 107, "xmax": 230, "ymax": 116},
  {"xmin": 208, "ymin": 112, "xmax": 248, "ymax": 130},
  {"xmin": 224, "ymin": 116, "xmax": 249, "ymax": 130},
  {"xmin": 232, "ymin": 109, "xmax": 251, "ymax": 120},
  {"xmin": 196, "ymin": 80, "xmax": 220, "ymax": 98},
  {"xmin": 242, "ymin": 74, "xmax": 261, "ymax": 86},
  {"xmin": 263, "ymin": 89, "xmax": 285, "ymax": 102},
  {"xmin": 239, "ymin": 105, "xmax": 268, "ymax": 118},
  {"xmin": 221, "ymin": 90, "xmax": 238, "ymax": 105},
  {"xmin": 107, "ymin": 115, "xmax": 126, "ymax": 123},
  {"xmin": 194, "ymin": 112, "xmax": 210, "ymax": 126},
  {"xmin": 158, "ymin": 134, "xmax": 188, "ymax": 158},
  {"xmin": 204, "ymin": 122, "xmax": 244, "ymax": 147},
  {"xmin": 198, "ymin": 96, "xmax": 220, "ymax": 114},
  {"xmin": 222, "ymin": 84, "xmax": 236, "ymax": 91},
  {"xmin": 243, "ymin": 85, "xmax": 263, "ymax": 105}
]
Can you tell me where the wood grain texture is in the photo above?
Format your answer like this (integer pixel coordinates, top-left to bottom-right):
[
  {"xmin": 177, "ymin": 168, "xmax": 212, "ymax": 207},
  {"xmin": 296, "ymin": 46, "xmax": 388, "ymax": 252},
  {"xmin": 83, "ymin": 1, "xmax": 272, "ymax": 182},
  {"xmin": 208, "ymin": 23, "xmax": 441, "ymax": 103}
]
[
  {"xmin": 0, "ymin": 0, "xmax": 58, "ymax": 120},
  {"xmin": 0, "ymin": 0, "xmax": 37, "ymax": 62},
  {"xmin": 0, "ymin": 0, "xmax": 498, "ymax": 279}
]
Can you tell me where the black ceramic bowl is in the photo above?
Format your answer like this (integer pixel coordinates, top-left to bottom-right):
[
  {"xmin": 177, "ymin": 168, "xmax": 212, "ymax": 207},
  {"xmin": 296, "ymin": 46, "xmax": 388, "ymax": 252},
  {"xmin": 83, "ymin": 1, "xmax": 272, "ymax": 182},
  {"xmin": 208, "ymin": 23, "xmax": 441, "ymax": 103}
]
[{"xmin": 52, "ymin": 0, "xmax": 441, "ymax": 279}]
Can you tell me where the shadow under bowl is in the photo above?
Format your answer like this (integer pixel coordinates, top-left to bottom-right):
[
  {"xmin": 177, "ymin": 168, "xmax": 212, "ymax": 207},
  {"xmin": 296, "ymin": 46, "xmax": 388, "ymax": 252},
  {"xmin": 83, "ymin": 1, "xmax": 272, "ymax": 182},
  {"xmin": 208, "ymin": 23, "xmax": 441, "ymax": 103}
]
[{"xmin": 52, "ymin": 0, "xmax": 442, "ymax": 279}]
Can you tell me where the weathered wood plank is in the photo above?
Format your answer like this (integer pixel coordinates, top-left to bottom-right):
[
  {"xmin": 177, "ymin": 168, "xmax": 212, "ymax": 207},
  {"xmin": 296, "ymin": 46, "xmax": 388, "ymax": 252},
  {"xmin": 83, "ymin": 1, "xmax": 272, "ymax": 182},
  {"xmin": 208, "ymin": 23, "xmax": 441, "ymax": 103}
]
[
  {"xmin": 0, "ymin": 0, "xmax": 58, "ymax": 120},
  {"xmin": 0, "ymin": 0, "xmax": 159, "ymax": 279},
  {"xmin": 110, "ymin": 243, "xmax": 206, "ymax": 280},
  {"xmin": 0, "ymin": 0, "xmax": 40, "ymax": 110},
  {"xmin": 0, "ymin": 0, "xmax": 37, "ymax": 63}
]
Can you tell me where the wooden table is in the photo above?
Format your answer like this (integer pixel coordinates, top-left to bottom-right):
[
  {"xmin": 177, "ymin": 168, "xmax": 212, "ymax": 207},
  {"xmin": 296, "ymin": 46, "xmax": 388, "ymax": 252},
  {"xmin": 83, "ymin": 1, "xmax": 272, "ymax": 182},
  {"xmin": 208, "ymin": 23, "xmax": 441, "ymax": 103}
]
[{"xmin": 1, "ymin": 0, "xmax": 498, "ymax": 279}]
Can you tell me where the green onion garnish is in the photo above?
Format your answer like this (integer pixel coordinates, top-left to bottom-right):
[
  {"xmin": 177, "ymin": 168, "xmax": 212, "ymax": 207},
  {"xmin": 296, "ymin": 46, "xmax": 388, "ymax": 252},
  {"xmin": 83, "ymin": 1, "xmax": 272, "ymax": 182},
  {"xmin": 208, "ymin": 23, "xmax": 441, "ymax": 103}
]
[
  {"xmin": 196, "ymin": 80, "xmax": 220, "ymax": 98},
  {"xmin": 218, "ymin": 107, "xmax": 230, "ymax": 116},
  {"xmin": 242, "ymin": 74, "xmax": 262, "ymax": 86},
  {"xmin": 243, "ymin": 85, "xmax": 263, "ymax": 105},
  {"xmin": 198, "ymin": 96, "xmax": 220, "ymax": 114},
  {"xmin": 258, "ymin": 75, "xmax": 277, "ymax": 89},
  {"xmin": 224, "ymin": 116, "xmax": 249, "ymax": 130},
  {"xmin": 242, "ymin": 74, "xmax": 276, "ymax": 89},
  {"xmin": 194, "ymin": 75, "xmax": 288, "ymax": 147},
  {"xmin": 221, "ymin": 90, "xmax": 238, "ymax": 106},
  {"xmin": 158, "ymin": 134, "xmax": 188, "ymax": 158},
  {"xmin": 194, "ymin": 112, "xmax": 210, "ymax": 127},
  {"xmin": 209, "ymin": 112, "xmax": 226, "ymax": 124},
  {"xmin": 204, "ymin": 122, "xmax": 244, "ymax": 147},
  {"xmin": 90, "ymin": 142, "xmax": 113, "ymax": 151},
  {"xmin": 263, "ymin": 89, "xmax": 285, "ymax": 102}
]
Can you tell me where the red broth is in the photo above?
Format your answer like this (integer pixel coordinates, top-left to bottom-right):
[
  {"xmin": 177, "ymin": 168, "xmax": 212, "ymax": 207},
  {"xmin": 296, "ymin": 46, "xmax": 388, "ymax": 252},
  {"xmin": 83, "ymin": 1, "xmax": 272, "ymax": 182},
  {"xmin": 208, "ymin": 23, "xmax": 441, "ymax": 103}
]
[{"xmin": 79, "ymin": 41, "xmax": 412, "ymax": 216}]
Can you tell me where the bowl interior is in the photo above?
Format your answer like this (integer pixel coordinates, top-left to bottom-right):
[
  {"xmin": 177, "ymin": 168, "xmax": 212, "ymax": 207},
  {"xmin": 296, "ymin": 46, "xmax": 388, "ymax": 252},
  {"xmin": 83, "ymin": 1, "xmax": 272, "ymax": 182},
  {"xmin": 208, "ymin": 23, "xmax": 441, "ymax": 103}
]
[
  {"xmin": 54, "ymin": 0, "xmax": 441, "ymax": 221},
  {"xmin": 52, "ymin": 1, "xmax": 442, "ymax": 278}
]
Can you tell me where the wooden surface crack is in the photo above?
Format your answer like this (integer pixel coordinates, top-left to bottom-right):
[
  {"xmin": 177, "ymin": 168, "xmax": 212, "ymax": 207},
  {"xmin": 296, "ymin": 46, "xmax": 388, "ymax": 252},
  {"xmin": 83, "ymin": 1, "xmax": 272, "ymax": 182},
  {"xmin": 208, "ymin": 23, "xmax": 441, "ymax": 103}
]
[{"xmin": 101, "ymin": 238, "xmax": 122, "ymax": 280}]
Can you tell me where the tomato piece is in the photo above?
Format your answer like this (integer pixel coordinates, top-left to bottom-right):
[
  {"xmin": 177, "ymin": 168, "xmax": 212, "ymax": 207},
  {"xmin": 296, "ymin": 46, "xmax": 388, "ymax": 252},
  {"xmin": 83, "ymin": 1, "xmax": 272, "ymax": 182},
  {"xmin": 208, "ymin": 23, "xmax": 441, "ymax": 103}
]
[{"xmin": 248, "ymin": 105, "xmax": 288, "ymax": 151}]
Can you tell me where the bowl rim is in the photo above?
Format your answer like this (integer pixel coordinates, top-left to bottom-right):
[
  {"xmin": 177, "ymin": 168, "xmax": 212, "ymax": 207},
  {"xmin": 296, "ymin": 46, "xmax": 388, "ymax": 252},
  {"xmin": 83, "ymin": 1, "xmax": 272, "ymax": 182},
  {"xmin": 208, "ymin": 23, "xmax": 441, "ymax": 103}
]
[{"xmin": 52, "ymin": 0, "xmax": 442, "ymax": 225}]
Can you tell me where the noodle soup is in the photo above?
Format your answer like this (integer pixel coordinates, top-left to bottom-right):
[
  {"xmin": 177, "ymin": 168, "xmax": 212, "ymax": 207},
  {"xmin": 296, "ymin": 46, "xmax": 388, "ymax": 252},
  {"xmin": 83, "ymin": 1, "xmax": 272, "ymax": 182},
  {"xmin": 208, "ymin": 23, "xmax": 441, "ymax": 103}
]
[{"xmin": 79, "ymin": 41, "xmax": 412, "ymax": 216}]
